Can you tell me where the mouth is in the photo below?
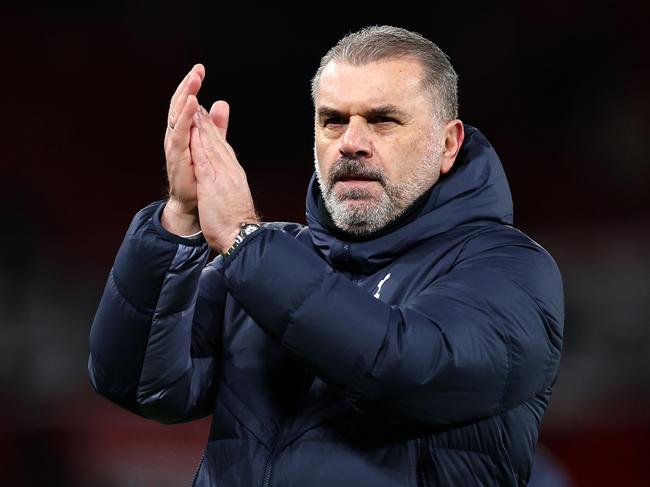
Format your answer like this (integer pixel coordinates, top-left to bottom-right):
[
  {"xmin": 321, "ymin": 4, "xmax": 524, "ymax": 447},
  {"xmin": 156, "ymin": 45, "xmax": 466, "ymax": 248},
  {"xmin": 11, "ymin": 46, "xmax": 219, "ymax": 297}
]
[
  {"xmin": 334, "ymin": 177, "xmax": 381, "ymax": 193},
  {"xmin": 332, "ymin": 177, "xmax": 381, "ymax": 201},
  {"xmin": 327, "ymin": 158, "xmax": 385, "ymax": 192},
  {"xmin": 337, "ymin": 176, "xmax": 377, "ymax": 182}
]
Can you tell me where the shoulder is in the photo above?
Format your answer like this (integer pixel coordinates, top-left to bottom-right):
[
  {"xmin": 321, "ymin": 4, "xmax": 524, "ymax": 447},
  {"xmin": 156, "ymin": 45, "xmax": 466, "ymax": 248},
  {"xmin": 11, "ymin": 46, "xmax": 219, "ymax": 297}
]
[
  {"xmin": 459, "ymin": 225, "xmax": 559, "ymax": 270},
  {"xmin": 455, "ymin": 225, "xmax": 564, "ymax": 319}
]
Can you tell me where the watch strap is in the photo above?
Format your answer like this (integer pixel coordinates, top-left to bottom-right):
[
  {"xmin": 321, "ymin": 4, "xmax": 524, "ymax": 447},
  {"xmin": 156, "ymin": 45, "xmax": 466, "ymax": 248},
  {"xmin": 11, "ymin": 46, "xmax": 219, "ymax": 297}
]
[{"xmin": 222, "ymin": 223, "xmax": 261, "ymax": 258}]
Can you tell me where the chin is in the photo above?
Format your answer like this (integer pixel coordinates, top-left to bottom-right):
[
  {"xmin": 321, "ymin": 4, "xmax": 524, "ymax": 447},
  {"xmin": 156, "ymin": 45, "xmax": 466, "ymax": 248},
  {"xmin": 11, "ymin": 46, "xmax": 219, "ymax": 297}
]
[
  {"xmin": 334, "ymin": 185, "xmax": 382, "ymax": 201},
  {"xmin": 340, "ymin": 197, "xmax": 377, "ymax": 210}
]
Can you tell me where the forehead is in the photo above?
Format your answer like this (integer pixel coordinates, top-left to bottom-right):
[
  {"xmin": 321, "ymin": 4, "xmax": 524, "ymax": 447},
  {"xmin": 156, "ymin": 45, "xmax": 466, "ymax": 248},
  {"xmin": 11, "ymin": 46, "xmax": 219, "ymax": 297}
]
[{"xmin": 316, "ymin": 57, "xmax": 427, "ymax": 111}]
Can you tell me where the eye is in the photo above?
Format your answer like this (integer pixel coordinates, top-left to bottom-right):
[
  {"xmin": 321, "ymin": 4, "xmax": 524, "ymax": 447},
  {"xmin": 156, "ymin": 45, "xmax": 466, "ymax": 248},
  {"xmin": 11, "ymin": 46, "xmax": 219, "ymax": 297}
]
[
  {"xmin": 323, "ymin": 117, "xmax": 347, "ymax": 127},
  {"xmin": 371, "ymin": 116, "xmax": 397, "ymax": 125}
]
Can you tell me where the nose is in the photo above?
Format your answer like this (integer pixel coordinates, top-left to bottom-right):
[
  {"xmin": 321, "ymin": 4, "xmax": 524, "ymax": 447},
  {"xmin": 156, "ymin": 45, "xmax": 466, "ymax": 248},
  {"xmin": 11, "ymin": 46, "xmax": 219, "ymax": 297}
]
[{"xmin": 339, "ymin": 117, "xmax": 373, "ymax": 159}]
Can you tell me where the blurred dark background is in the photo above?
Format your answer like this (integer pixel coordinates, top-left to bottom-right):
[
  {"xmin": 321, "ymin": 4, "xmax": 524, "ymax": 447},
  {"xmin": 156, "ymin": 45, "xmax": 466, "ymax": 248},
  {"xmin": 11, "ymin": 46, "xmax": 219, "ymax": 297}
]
[{"xmin": 1, "ymin": 2, "xmax": 648, "ymax": 485}]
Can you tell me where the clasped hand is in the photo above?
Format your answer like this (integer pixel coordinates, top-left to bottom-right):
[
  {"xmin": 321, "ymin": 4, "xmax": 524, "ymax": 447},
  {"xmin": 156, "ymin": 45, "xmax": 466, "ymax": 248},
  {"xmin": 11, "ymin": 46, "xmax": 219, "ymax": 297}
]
[{"xmin": 161, "ymin": 64, "xmax": 258, "ymax": 254}]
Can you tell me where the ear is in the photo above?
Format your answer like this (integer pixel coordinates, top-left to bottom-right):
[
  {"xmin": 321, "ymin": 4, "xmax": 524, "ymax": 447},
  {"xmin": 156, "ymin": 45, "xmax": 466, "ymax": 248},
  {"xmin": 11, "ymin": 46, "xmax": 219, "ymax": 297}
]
[{"xmin": 439, "ymin": 120, "xmax": 464, "ymax": 174}]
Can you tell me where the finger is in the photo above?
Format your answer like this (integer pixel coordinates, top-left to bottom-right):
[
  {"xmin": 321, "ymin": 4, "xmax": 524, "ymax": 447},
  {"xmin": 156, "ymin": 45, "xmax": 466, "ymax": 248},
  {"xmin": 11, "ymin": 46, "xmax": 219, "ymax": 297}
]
[
  {"xmin": 169, "ymin": 73, "xmax": 202, "ymax": 129},
  {"xmin": 168, "ymin": 64, "xmax": 204, "ymax": 128},
  {"xmin": 195, "ymin": 107, "xmax": 238, "ymax": 168},
  {"xmin": 169, "ymin": 70, "xmax": 192, "ymax": 120},
  {"xmin": 190, "ymin": 126, "xmax": 215, "ymax": 181},
  {"xmin": 171, "ymin": 94, "xmax": 199, "ymax": 148},
  {"xmin": 209, "ymin": 100, "xmax": 230, "ymax": 138},
  {"xmin": 193, "ymin": 63, "xmax": 205, "ymax": 81},
  {"xmin": 170, "ymin": 64, "xmax": 204, "ymax": 108},
  {"xmin": 200, "ymin": 105, "xmax": 236, "ymax": 160}
]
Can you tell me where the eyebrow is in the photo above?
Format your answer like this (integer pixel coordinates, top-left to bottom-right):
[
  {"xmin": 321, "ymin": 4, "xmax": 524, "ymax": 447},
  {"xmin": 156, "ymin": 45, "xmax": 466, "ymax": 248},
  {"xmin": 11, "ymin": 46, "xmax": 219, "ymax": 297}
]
[{"xmin": 317, "ymin": 104, "xmax": 408, "ymax": 120}]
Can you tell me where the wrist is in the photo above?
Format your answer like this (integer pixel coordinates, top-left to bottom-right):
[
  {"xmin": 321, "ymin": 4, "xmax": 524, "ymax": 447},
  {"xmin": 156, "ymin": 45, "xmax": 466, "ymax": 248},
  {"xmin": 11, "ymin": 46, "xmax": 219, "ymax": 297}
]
[
  {"xmin": 161, "ymin": 199, "xmax": 201, "ymax": 236},
  {"xmin": 217, "ymin": 221, "xmax": 261, "ymax": 257}
]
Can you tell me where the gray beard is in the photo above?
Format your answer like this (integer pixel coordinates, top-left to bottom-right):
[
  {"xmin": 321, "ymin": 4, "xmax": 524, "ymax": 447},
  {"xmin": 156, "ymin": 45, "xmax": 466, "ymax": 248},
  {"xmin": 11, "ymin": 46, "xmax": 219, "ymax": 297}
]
[{"xmin": 314, "ymin": 139, "xmax": 443, "ymax": 236}]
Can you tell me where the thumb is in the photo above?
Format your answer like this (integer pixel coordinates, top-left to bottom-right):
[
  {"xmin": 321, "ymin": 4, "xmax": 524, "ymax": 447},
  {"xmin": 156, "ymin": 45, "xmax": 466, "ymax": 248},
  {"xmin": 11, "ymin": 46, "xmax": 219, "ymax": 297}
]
[{"xmin": 209, "ymin": 100, "xmax": 230, "ymax": 138}]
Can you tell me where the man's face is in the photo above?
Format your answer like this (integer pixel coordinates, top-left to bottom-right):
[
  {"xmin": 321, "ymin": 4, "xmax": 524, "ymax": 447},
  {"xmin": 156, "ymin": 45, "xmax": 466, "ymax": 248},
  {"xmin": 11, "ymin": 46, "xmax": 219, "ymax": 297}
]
[{"xmin": 313, "ymin": 57, "xmax": 445, "ymax": 235}]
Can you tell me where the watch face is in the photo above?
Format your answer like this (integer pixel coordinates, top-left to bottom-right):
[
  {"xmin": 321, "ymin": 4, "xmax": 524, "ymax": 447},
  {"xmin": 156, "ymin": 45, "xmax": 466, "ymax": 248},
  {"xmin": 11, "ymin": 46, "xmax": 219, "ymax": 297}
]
[{"xmin": 243, "ymin": 224, "xmax": 259, "ymax": 236}]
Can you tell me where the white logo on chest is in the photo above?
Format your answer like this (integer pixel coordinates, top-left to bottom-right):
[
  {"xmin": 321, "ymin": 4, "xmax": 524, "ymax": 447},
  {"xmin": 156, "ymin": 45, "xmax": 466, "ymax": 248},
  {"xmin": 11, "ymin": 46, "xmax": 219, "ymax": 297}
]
[{"xmin": 373, "ymin": 273, "xmax": 392, "ymax": 299}]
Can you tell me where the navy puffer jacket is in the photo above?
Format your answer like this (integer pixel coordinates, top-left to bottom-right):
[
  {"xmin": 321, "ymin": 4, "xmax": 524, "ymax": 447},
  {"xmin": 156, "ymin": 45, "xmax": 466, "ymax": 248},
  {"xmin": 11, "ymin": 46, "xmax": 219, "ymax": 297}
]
[{"xmin": 88, "ymin": 125, "xmax": 564, "ymax": 486}]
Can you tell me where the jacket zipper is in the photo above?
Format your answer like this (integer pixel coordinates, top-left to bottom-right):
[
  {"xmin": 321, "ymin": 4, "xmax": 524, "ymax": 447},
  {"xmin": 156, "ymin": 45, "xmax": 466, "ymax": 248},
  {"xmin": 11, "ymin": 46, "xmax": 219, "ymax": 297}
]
[
  {"xmin": 416, "ymin": 438, "xmax": 429, "ymax": 487},
  {"xmin": 262, "ymin": 432, "xmax": 280, "ymax": 487},
  {"xmin": 190, "ymin": 453, "xmax": 204, "ymax": 487},
  {"xmin": 262, "ymin": 371, "xmax": 316, "ymax": 487},
  {"xmin": 262, "ymin": 415, "xmax": 290, "ymax": 487},
  {"xmin": 262, "ymin": 459, "xmax": 273, "ymax": 487}
]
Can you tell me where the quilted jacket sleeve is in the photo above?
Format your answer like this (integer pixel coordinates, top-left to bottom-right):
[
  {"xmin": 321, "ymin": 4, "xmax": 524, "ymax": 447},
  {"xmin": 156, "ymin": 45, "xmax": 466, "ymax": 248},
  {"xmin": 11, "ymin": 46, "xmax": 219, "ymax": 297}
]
[
  {"xmin": 88, "ymin": 201, "xmax": 226, "ymax": 424},
  {"xmin": 223, "ymin": 226, "xmax": 564, "ymax": 427}
]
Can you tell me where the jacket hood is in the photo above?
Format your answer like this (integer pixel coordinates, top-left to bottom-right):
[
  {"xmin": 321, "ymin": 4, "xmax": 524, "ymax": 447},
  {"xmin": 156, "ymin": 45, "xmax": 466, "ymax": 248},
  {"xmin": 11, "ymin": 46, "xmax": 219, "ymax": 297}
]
[{"xmin": 305, "ymin": 124, "xmax": 513, "ymax": 274}]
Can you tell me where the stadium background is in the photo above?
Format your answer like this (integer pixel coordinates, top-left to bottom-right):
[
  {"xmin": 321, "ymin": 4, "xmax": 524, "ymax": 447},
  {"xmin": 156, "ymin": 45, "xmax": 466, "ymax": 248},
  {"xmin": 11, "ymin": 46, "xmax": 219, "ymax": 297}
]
[{"xmin": 1, "ymin": 2, "xmax": 648, "ymax": 485}]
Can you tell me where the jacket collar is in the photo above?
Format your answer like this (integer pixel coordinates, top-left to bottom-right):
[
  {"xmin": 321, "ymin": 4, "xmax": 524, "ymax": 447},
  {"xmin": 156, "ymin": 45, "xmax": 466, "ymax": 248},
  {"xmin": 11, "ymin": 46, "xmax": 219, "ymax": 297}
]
[{"xmin": 305, "ymin": 124, "xmax": 514, "ymax": 275}]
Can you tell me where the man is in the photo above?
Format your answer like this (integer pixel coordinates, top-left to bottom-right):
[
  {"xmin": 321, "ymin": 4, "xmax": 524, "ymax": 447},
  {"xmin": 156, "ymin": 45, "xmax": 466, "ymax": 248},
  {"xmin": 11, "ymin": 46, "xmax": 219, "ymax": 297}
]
[{"xmin": 88, "ymin": 26, "xmax": 564, "ymax": 486}]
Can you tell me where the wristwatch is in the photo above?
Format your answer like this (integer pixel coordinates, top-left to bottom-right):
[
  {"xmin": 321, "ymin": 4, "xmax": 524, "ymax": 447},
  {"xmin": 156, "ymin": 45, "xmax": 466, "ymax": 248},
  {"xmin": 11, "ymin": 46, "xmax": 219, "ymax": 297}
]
[{"xmin": 222, "ymin": 222, "xmax": 261, "ymax": 258}]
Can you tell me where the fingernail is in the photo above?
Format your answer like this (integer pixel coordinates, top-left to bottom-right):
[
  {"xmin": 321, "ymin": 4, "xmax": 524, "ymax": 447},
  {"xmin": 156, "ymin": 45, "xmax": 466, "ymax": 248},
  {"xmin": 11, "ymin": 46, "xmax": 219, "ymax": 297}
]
[
  {"xmin": 200, "ymin": 105, "xmax": 208, "ymax": 115},
  {"xmin": 194, "ymin": 109, "xmax": 201, "ymax": 122}
]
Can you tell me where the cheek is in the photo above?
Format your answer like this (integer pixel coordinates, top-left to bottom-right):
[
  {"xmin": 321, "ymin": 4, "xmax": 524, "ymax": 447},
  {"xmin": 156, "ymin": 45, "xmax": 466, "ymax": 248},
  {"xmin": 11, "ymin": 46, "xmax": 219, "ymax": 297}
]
[
  {"xmin": 380, "ymin": 136, "xmax": 425, "ymax": 183},
  {"xmin": 315, "ymin": 140, "xmax": 337, "ymax": 174},
  {"xmin": 376, "ymin": 137, "xmax": 406, "ymax": 180}
]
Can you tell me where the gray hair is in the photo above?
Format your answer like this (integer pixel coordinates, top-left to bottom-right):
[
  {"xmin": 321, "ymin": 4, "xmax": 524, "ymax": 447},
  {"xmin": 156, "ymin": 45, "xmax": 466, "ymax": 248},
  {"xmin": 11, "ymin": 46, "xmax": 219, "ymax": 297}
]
[{"xmin": 310, "ymin": 25, "xmax": 459, "ymax": 122}]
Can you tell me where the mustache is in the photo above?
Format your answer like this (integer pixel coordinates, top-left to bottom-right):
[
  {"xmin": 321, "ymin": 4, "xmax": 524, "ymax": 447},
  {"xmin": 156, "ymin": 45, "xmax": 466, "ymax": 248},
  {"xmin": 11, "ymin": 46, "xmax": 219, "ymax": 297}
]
[{"xmin": 327, "ymin": 157, "xmax": 386, "ymax": 188}]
